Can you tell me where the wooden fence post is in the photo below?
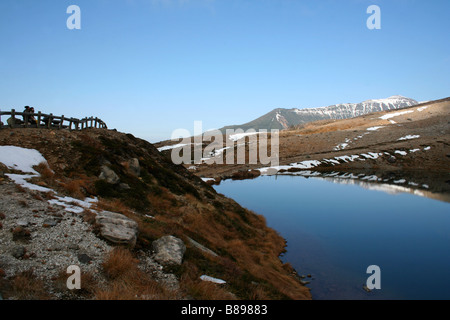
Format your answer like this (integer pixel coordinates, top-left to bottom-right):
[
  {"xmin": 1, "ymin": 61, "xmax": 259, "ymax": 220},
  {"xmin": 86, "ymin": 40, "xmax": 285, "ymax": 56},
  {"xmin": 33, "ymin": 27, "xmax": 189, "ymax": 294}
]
[
  {"xmin": 1, "ymin": 110, "xmax": 106, "ymax": 131},
  {"xmin": 37, "ymin": 112, "xmax": 42, "ymax": 128},
  {"xmin": 11, "ymin": 109, "xmax": 16, "ymax": 128},
  {"xmin": 48, "ymin": 113, "xmax": 53, "ymax": 129},
  {"xmin": 24, "ymin": 110, "xmax": 29, "ymax": 128}
]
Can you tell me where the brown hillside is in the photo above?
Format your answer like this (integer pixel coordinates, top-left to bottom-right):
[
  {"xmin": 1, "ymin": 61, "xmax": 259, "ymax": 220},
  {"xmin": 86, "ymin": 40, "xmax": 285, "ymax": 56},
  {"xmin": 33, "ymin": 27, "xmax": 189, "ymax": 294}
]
[{"xmin": 0, "ymin": 128, "xmax": 311, "ymax": 300}]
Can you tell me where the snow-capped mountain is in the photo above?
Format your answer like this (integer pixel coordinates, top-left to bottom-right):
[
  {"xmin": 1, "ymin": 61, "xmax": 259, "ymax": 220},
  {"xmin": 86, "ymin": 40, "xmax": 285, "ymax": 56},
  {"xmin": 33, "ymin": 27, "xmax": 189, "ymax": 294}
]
[{"xmin": 221, "ymin": 96, "xmax": 418, "ymax": 132}]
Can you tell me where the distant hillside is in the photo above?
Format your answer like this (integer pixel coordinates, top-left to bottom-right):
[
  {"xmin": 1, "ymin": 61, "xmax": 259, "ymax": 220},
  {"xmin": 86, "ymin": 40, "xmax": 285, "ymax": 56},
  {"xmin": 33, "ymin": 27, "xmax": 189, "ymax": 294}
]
[
  {"xmin": 193, "ymin": 97, "xmax": 450, "ymax": 199},
  {"xmin": 221, "ymin": 95, "xmax": 418, "ymax": 132}
]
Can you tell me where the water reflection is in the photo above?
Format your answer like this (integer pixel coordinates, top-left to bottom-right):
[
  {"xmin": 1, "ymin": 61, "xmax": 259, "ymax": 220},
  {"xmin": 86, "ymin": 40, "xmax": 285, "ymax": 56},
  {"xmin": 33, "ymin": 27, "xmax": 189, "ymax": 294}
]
[
  {"xmin": 270, "ymin": 170, "xmax": 450, "ymax": 203},
  {"xmin": 214, "ymin": 172, "xmax": 450, "ymax": 300}
]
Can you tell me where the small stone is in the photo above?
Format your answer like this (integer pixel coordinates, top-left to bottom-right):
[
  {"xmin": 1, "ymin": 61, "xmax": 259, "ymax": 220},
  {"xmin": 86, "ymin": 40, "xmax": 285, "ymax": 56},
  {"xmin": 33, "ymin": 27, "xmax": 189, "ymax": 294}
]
[
  {"xmin": 99, "ymin": 165, "xmax": 120, "ymax": 184},
  {"xmin": 77, "ymin": 253, "xmax": 93, "ymax": 264},
  {"xmin": 152, "ymin": 235, "xmax": 186, "ymax": 266},
  {"xmin": 68, "ymin": 243, "xmax": 80, "ymax": 250},
  {"xmin": 17, "ymin": 219, "xmax": 29, "ymax": 227},
  {"xmin": 128, "ymin": 158, "xmax": 141, "ymax": 176},
  {"xmin": 10, "ymin": 246, "xmax": 26, "ymax": 259},
  {"xmin": 43, "ymin": 218, "xmax": 58, "ymax": 228},
  {"xmin": 119, "ymin": 183, "xmax": 131, "ymax": 190},
  {"xmin": 387, "ymin": 156, "xmax": 396, "ymax": 164},
  {"xmin": 50, "ymin": 245, "xmax": 64, "ymax": 251}
]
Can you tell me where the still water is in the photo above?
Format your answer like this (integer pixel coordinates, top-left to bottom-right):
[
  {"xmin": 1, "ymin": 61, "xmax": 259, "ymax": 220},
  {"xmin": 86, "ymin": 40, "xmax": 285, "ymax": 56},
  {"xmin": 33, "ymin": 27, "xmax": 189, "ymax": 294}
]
[{"xmin": 214, "ymin": 175, "xmax": 450, "ymax": 300}]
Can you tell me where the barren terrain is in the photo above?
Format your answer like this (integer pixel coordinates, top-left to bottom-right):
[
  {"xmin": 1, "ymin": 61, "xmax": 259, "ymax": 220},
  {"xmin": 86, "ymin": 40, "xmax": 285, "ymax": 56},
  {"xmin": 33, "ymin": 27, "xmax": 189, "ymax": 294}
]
[{"xmin": 157, "ymin": 97, "xmax": 450, "ymax": 198}]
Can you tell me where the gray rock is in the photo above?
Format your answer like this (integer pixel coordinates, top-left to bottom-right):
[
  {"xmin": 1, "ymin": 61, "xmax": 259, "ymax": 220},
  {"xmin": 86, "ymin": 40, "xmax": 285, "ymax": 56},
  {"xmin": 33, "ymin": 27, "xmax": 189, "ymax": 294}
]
[
  {"xmin": 387, "ymin": 156, "xmax": 397, "ymax": 164},
  {"xmin": 95, "ymin": 211, "xmax": 138, "ymax": 247},
  {"xmin": 43, "ymin": 218, "xmax": 58, "ymax": 227},
  {"xmin": 68, "ymin": 243, "xmax": 80, "ymax": 250},
  {"xmin": 10, "ymin": 246, "xmax": 26, "ymax": 259},
  {"xmin": 16, "ymin": 219, "xmax": 29, "ymax": 227},
  {"xmin": 128, "ymin": 158, "xmax": 141, "ymax": 176},
  {"xmin": 119, "ymin": 183, "xmax": 131, "ymax": 190},
  {"xmin": 78, "ymin": 253, "xmax": 93, "ymax": 264},
  {"xmin": 187, "ymin": 237, "xmax": 218, "ymax": 257},
  {"xmin": 152, "ymin": 235, "xmax": 186, "ymax": 266},
  {"xmin": 49, "ymin": 244, "xmax": 64, "ymax": 251},
  {"xmin": 99, "ymin": 165, "xmax": 120, "ymax": 184}
]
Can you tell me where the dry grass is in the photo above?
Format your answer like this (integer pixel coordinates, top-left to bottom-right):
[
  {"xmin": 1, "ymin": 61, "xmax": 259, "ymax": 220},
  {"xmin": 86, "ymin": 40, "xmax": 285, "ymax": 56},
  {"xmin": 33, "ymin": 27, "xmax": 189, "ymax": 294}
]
[
  {"xmin": 60, "ymin": 180, "xmax": 87, "ymax": 199},
  {"xmin": 95, "ymin": 247, "xmax": 174, "ymax": 300},
  {"xmin": 59, "ymin": 174, "xmax": 95, "ymax": 200},
  {"xmin": 34, "ymin": 162, "xmax": 54, "ymax": 180},
  {"xmin": 93, "ymin": 198, "xmax": 134, "ymax": 217},
  {"xmin": 1, "ymin": 270, "xmax": 51, "ymax": 300},
  {"xmin": 147, "ymin": 187, "xmax": 179, "ymax": 215},
  {"xmin": 101, "ymin": 247, "xmax": 139, "ymax": 280},
  {"xmin": 179, "ymin": 261, "xmax": 236, "ymax": 300},
  {"xmin": 51, "ymin": 269, "xmax": 99, "ymax": 299}
]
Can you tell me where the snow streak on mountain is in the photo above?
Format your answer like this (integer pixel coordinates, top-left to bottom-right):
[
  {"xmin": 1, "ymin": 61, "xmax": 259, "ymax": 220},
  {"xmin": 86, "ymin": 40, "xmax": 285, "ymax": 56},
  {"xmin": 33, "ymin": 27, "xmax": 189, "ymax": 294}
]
[{"xmin": 221, "ymin": 96, "xmax": 419, "ymax": 132}]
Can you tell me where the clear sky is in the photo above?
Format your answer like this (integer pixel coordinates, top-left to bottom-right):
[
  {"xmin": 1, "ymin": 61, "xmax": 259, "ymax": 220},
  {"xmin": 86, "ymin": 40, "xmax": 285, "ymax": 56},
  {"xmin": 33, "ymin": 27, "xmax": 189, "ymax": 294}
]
[{"xmin": 1, "ymin": 0, "xmax": 449, "ymax": 142}]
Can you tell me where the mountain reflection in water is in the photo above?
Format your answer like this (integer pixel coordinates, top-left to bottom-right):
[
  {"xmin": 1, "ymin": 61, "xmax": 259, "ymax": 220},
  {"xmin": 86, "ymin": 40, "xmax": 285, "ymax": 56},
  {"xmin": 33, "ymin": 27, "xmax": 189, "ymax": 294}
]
[{"xmin": 214, "ymin": 172, "xmax": 450, "ymax": 300}]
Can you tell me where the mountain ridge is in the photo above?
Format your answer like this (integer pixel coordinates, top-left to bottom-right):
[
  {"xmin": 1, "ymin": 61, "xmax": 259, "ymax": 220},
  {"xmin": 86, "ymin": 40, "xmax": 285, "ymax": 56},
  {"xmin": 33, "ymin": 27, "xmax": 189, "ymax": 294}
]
[{"xmin": 220, "ymin": 95, "xmax": 419, "ymax": 132}]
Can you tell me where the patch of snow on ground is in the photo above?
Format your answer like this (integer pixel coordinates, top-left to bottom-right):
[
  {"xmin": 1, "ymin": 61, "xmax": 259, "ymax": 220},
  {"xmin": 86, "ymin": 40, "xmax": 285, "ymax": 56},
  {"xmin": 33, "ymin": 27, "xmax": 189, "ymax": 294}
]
[
  {"xmin": 228, "ymin": 132, "xmax": 259, "ymax": 141},
  {"xmin": 379, "ymin": 110, "xmax": 414, "ymax": 120},
  {"xmin": 367, "ymin": 126, "xmax": 385, "ymax": 131},
  {"xmin": 48, "ymin": 195, "xmax": 97, "ymax": 214},
  {"xmin": 6, "ymin": 174, "xmax": 53, "ymax": 192},
  {"xmin": 334, "ymin": 143, "xmax": 349, "ymax": 151},
  {"xmin": 323, "ymin": 159, "xmax": 340, "ymax": 165},
  {"xmin": 398, "ymin": 135, "xmax": 420, "ymax": 141},
  {"xmin": 361, "ymin": 152, "xmax": 380, "ymax": 159},
  {"xmin": 335, "ymin": 155, "xmax": 360, "ymax": 162},
  {"xmin": 361, "ymin": 175, "xmax": 379, "ymax": 181},
  {"xmin": 1, "ymin": 145, "xmax": 99, "ymax": 212},
  {"xmin": 395, "ymin": 150, "xmax": 407, "ymax": 156},
  {"xmin": 0, "ymin": 146, "xmax": 47, "ymax": 174},
  {"xmin": 257, "ymin": 160, "xmax": 322, "ymax": 175},
  {"xmin": 424, "ymin": 146, "xmax": 431, "ymax": 151},
  {"xmin": 417, "ymin": 106, "xmax": 428, "ymax": 112},
  {"xmin": 157, "ymin": 143, "xmax": 189, "ymax": 152},
  {"xmin": 200, "ymin": 275, "xmax": 226, "ymax": 284}
]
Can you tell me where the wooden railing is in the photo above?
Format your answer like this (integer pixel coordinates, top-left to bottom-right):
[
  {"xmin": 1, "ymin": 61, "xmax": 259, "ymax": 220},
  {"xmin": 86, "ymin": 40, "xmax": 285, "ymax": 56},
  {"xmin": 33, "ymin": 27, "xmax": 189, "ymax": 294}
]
[{"xmin": 0, "ymin": 109, "xmax": 107, "ymax": 130}]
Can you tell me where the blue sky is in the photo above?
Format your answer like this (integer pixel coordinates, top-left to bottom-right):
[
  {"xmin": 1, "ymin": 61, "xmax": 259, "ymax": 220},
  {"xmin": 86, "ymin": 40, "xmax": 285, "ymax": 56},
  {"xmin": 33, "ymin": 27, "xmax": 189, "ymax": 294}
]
[{"xmin": 1, "ymin": 0, "xmax": 449, "ymax": 142}]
